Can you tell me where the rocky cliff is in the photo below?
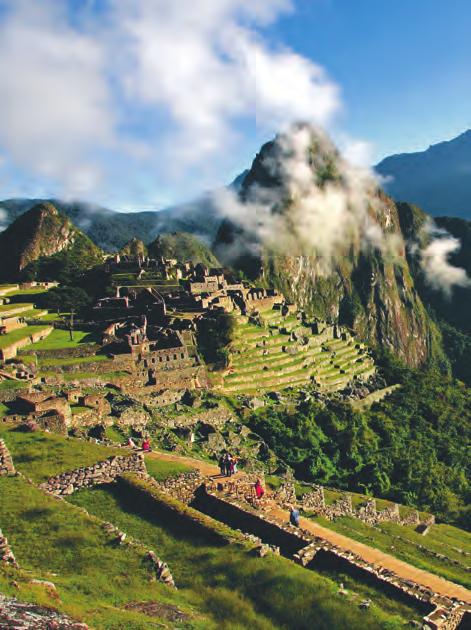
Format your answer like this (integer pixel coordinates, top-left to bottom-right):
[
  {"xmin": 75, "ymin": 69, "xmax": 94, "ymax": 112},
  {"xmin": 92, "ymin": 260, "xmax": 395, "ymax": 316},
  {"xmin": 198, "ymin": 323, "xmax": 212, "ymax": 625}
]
[{"xmin": 214, "ymin": 126, "xmax": 441, "ymax": 367}]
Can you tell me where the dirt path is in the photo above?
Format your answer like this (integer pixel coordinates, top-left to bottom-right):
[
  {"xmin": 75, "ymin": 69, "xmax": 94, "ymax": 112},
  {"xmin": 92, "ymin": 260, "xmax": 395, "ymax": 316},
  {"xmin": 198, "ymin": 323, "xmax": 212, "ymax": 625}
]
[{"xmin": 147, "ymin": 450, "xmax": 471, "ymax": 604}]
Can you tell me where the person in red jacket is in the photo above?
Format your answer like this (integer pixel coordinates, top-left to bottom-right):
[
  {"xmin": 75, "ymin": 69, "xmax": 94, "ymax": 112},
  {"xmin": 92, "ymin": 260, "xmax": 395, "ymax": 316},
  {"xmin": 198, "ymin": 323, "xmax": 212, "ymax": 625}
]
[{"xmin": 142, "ymin": 437, "xmax": 151, "ymax": 452}]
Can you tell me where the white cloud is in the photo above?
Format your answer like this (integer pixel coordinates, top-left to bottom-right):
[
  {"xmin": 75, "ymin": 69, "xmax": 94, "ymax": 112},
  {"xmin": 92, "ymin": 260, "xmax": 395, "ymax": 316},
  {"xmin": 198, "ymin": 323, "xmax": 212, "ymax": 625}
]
[
  {"xmin": 0, "ymin": 0, "xmax": 115, "ymax": 196},
  {"xmin": 420, "ymin": 224, "xmax": 471, "ymax": 296},
  {"xmin": 0, "ymin": 0, "xmax": 341, "ymax": 197},
  {"xmin": 0, "ymin": 207, "xmax": 7, "ymax": 231},
  {"xmin": 214, "ymin": 124, "xmax": 402, "ymax": 274}
]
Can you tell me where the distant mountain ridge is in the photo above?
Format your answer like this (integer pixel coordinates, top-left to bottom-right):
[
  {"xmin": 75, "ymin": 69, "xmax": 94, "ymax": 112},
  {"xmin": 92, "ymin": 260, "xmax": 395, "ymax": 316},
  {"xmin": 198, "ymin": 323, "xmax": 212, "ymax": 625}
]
[
  {"xmin": 0, "ymin": 173, "xmax": 248, "ymax": 251},
  {"xmin": 376, "ymin": 130, "xmax": 471, "ymax": 219},
  {"xmin": 0, "ymin": 197, "xmax": 223, "ymax": 252}
]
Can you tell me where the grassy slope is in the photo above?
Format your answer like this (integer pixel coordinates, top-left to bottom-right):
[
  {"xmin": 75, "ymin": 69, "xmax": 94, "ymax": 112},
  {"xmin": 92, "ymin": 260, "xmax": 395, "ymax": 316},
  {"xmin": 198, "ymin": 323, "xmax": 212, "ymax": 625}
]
[
  {"xmin": 68, "ymin": 482, "xmax": 416, "ymax": 629},
  {"xmin": 0, "ymin": 426, "xmax": 123, "ymax": 483},
  {"xmin": 0, "ymin": 476, "xmax": 208, "ymax": 629}
]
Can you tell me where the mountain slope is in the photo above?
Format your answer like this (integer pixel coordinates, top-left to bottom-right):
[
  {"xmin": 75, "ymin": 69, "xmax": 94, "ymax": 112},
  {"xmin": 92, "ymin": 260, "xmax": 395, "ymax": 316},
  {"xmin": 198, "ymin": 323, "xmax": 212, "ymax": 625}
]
[
  {"xmin": 0, "ymin": 202, "xmax": 102, "ymax": 281},
  {"xmin": 148, "ymin": 232, "xmax": 219, "ymax": 266},
  {"xmin": 376, "ymin": 130, "xmax": 471, "ymax": 219},
  {"xmin": 214, "ymin": 127, "xmax": 442, "ymax": 367}
]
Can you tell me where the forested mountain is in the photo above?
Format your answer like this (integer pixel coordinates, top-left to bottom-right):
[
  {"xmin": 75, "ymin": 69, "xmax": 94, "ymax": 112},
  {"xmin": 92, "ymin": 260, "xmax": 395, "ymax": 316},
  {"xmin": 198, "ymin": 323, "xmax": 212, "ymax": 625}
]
[{"xmin": 0, "ymin": 202, "xmax": 102, "ymax": 281}]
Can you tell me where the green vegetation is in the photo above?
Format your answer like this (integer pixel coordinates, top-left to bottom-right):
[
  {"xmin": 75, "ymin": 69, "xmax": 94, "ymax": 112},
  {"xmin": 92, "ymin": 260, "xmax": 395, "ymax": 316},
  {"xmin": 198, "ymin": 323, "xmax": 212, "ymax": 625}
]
[
  {"xmin": 148, "ymin": 231, "xmax": 219, "ymax": 266},
  {"xmin": 0, "ymin": 426, "xmax": 122, "ymax": 483},
  {"xmin": 30, "ymin": 328, "xmax": 98, "ymax": 350},
  {"xmin": 0, "ymin": 476, "xmax": 207, "ymax": 629},
  {"xmin": 305, "ymin": 515, "xmax": 470, "ymax": 589},
  {"xmin": 197, "ymin": 311, "xmax": 235, "ymax": 367},
  {"xmin": 0, "ymin": 325, "xmax": 51, "ymax": 349},
  {"xmin": 248, "ymin": 358, "xmax": 470, "ymax": 528},
  {"xmin": 36, "ymin": 285, "xmax": 92, "ymax": 315},
  {"xmin": 67, "ymin": 477, "xmax": 418, "ymax": 628}
]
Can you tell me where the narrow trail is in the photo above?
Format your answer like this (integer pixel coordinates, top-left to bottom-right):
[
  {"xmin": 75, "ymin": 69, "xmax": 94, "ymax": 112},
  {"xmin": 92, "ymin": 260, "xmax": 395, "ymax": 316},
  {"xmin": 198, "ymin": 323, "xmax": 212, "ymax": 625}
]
[{"xmin": 146, "ymin": 449, "xmax": 471, "ymax": 604}]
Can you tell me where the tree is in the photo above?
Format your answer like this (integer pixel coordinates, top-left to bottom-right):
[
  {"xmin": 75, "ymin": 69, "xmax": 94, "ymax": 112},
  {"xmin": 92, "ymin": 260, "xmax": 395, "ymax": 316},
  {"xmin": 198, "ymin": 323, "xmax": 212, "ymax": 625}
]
[{"xmin": 39, "ymin": 286, "xmax": 91, "ymax": 315}]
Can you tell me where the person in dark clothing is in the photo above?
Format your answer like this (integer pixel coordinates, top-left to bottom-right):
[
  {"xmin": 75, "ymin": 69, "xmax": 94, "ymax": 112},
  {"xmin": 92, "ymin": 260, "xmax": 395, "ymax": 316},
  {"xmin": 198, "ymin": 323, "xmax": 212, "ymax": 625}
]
[
  {"xmin": 225, "ymin": 454, "xmax": 232, "ymax": 476},
  {"xmin": 289, "ymin": 505, "xmax": 300, "ymax": 527},
  {"xmin": 219, "ymin": 454, "xmax": 226, "ymax": 477}
]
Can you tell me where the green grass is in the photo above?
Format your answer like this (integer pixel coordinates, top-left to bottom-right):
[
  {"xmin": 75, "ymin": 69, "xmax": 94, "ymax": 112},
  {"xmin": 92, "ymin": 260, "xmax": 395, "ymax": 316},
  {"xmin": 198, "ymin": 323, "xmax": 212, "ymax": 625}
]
[
  {"xmin": 54, "ymin": 370, "xmax": 129, "ymax": 382},
  {"xmin": 104, "ymin": 425, "xmax": 126, "ymax": 444},
  {"xmin": 0, "ymin": 325, "xmax": 51, "ymax": 349},
  {"xmin": 306, "ymin": 515, "xmax": 471, "ymax": 589},
  {"xmin": 0, "ymin": 476, "xmax": 208, "ymax": 629},
  {"xmin": 0, "ymin": 402, "xmax": 9, "ymax": 417},
  {"xmin": 31, "ymin": 328, "xmax": 98, "ymax": 350},
  {"xmin": 67, "ymin": 479, "xmax": 415, "ymax": 629},
  {"xmin": 145, "ymin": 456, "xmax": 191, "ymax": 481},
  {"xmin": 38, "ymin": 354, "xmax": 109, "ymax": 367},
  {"xmin": 0, "ymin": 379, "xmax": 30, "ymax": 391},
  {"xmin": 0, "ymin": 303, "xmax": 34, "ymax": 313},
  {"xmin": 0, "ymin": 426, "xmax": 123, "ymax": 483}
]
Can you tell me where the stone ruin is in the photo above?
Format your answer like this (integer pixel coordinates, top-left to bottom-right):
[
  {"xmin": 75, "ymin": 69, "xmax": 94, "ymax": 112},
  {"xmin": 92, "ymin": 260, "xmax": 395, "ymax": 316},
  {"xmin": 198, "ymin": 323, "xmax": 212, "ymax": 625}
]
[
  {"xmin": 270, "ymin": 481, "xmax": 434, "ymax": 529},
  {"xmin": 39, "ymin": 453, "xmax": 147, "ymax": 496},
  {"xmin": 150, "ymin": 470, "xmax": 204, "ymax": 504}
]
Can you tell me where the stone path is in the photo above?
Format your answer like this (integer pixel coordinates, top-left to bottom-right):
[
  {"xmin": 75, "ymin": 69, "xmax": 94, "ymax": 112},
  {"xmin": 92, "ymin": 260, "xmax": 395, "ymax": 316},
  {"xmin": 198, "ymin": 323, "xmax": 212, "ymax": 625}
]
[{"xmin": 146, "ymin": 449, "xmax": 471, "ymax": 604}]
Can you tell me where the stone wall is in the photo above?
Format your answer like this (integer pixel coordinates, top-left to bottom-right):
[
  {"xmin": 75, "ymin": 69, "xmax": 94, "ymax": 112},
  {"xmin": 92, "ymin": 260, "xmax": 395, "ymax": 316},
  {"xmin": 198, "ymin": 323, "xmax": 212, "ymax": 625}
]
[
  {"xmin": 39, "ymin": 453, "xmax": 147, "ymax": 496},
  {"xmin": 0, "ymin": 528, "xmax": 18, "ymax": 566},
  {"xmin": 150, "ymin": 470, "xmax": 204, "ymax": 504},
  {"xmin": 0, "ymin": 439, "xmax": 15, "ymax": 476}
]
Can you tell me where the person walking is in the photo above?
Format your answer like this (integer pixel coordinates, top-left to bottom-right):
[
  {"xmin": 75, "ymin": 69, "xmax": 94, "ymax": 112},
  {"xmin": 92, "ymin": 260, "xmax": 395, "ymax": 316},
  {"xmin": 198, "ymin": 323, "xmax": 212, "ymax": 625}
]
[{"xmin": 289, "ymin": 505, "xmax": 300, "ymax": 527}]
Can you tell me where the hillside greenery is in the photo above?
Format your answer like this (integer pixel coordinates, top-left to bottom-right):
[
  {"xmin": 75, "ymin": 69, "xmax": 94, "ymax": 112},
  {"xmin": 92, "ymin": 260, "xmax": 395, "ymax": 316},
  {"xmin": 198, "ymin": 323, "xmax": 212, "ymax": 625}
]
[
  {"xmin": 148, "ymin": 231, "xmax": 219, "ymax": 266},
  {"xmin": 247, "ymin": 355, "xmax": 470, "ymax": 529}
]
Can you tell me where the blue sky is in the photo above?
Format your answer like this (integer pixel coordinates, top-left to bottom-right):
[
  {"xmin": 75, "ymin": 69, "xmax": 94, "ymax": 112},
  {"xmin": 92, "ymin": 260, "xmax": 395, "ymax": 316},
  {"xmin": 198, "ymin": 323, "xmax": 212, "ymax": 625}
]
[
  {"xmin": 264, "ymin": 0, "xmax": 471, "ymax": 161},
  {"xmin": 0, "ymin": 0, "xmax": 469, "ymax": 211}
]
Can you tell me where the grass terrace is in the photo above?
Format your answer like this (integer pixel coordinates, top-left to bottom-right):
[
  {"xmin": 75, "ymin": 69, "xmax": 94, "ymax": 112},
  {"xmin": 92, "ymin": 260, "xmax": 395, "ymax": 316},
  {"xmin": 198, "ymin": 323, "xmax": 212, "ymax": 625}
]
[
  {"xmin": 38, "ymin": 354, "xmax": 109, "ymax": 367},
  {"xmin": 222, "ymin": 313, "xmax": 374, "ymax": 395},
  {"xmin": 30, "ymin": 328, "xmax": 99, "ymax": 351},
  {"xmin": 0, "ymin": 425, "xmax": 123, "ymax": 483},
  {"xmin": 306, "ymin": 514, "xmax": 471, "ymax": 589},
  {"xmin": 0, "ymin": 325, "xmax": 52, "ymax": 349}
]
